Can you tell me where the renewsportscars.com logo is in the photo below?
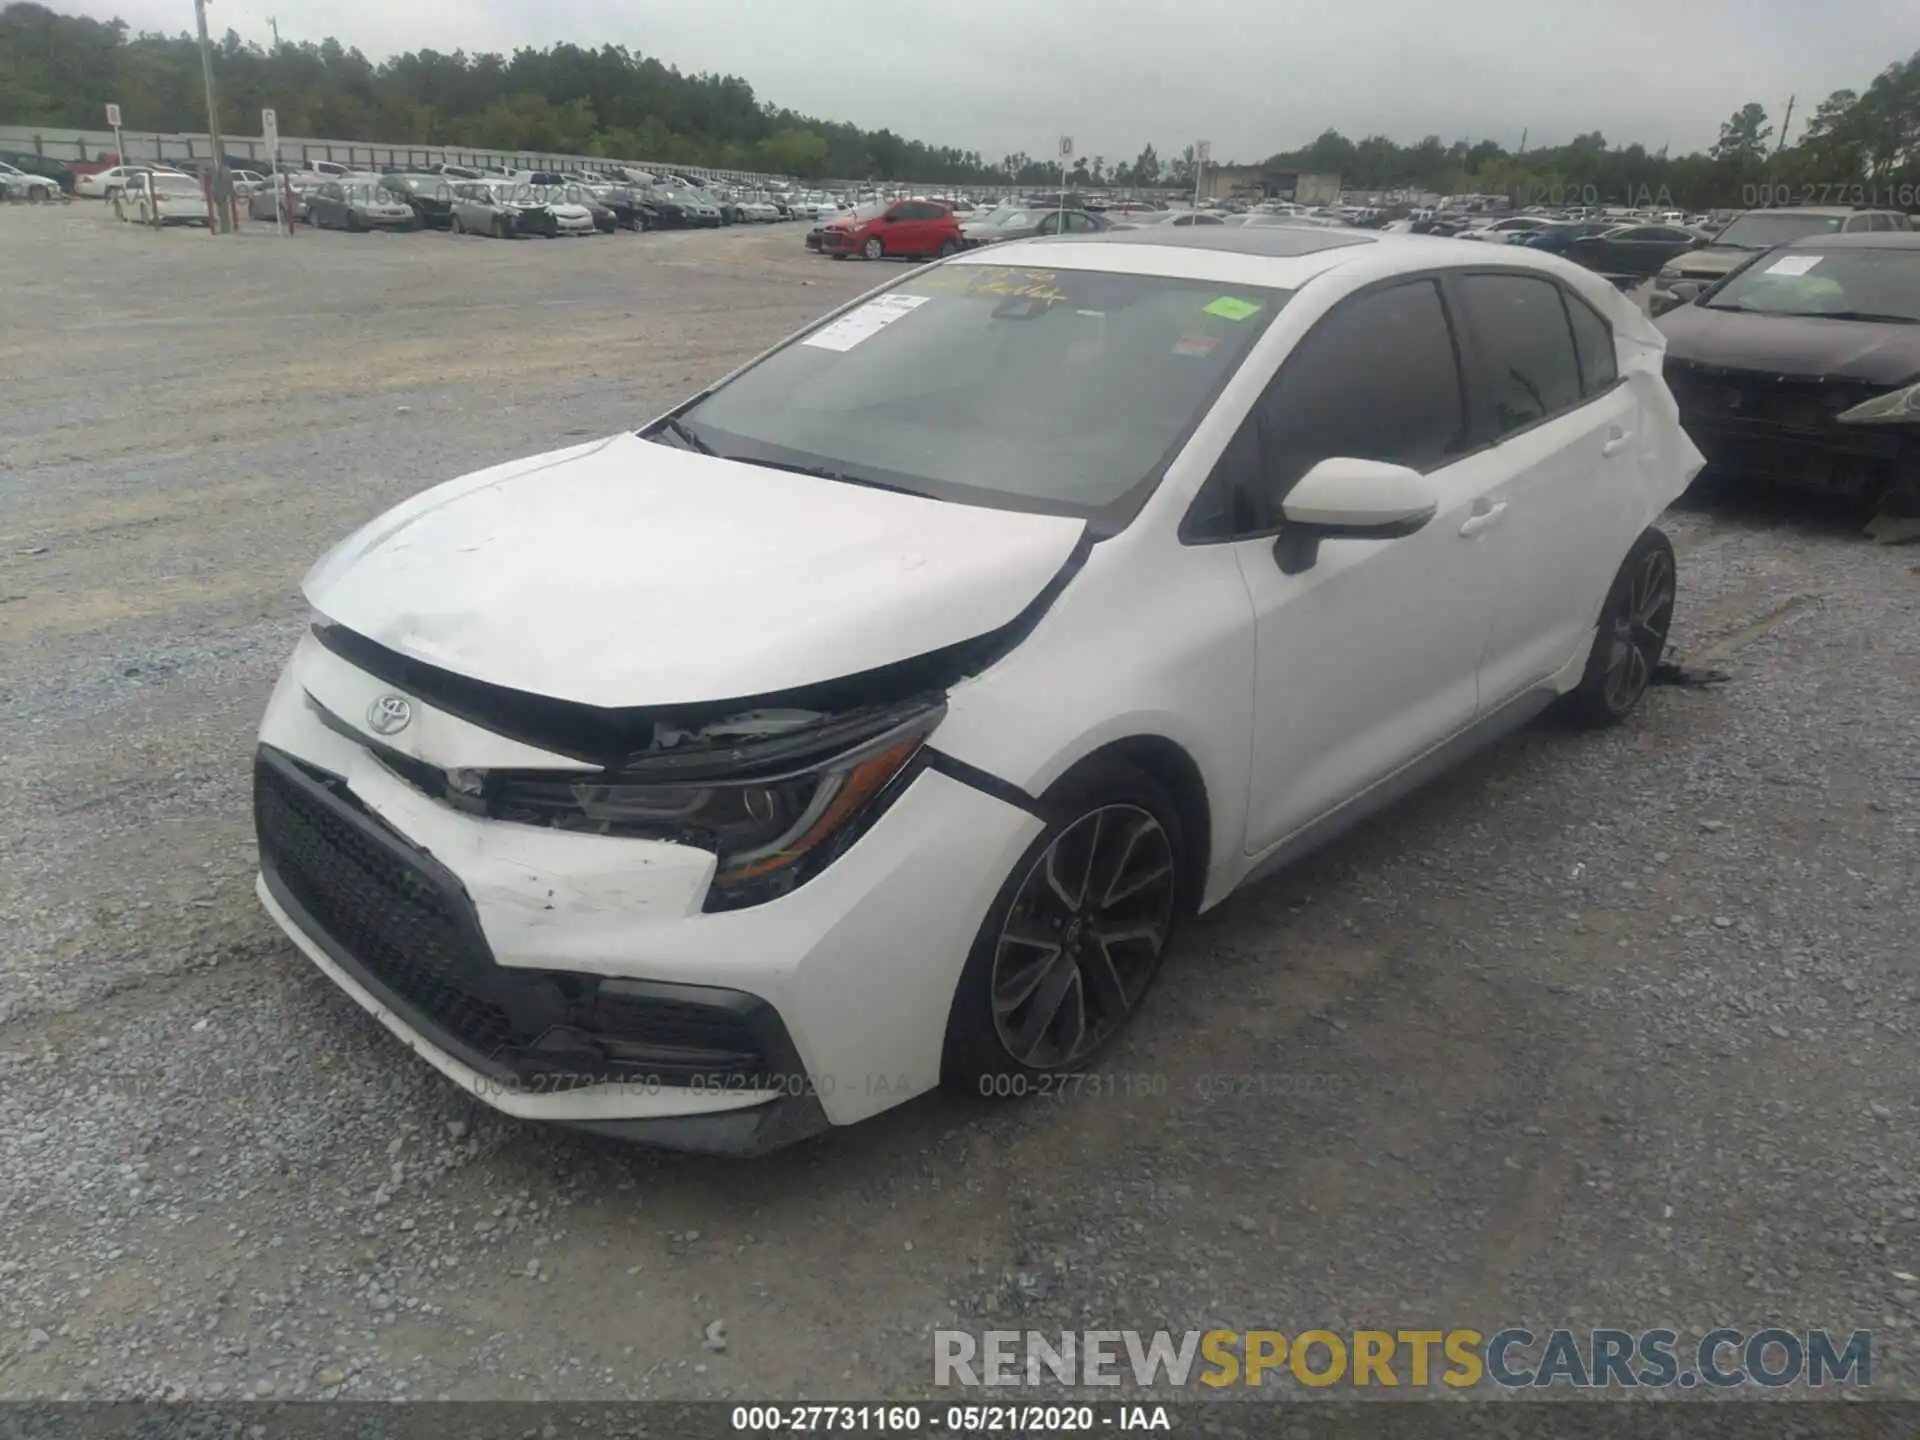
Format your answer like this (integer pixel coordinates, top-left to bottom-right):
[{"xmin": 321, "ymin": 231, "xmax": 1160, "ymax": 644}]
[{"xmin": 933, "ymin": 1328, "xmax": 1872, "ymax": 1390}]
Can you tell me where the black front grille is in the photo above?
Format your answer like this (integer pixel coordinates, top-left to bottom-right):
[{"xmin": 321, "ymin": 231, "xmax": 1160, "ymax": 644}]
[
  {"xmin": 256, "ymin": 751, "xmax": 520, "ymax": 1058},
  {"xmin": 1665, "ymin": 362, "xmax": 1881, "ymax": 434},
  {"xmin": 255, "ymin": 748, "xmax": 797, "ymax": 1087}
]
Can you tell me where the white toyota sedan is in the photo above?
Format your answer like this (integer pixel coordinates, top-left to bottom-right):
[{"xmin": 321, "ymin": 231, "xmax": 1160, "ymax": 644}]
[{"xmin": 255, "ymin": 227, "xmax": 1703, "ymax": 1154}]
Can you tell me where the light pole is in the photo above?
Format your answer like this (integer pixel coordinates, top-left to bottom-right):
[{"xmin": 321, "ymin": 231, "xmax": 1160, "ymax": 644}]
[{"xmin": 193, "ymin": 0, "xmax": 233, "ymax": 231}]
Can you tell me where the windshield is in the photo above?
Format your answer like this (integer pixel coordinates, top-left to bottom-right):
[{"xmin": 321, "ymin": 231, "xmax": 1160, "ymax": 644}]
[
  {"xmin": 665, "ymin": 265, "xmax": 1288, "ymax": 524},
  {"xmin": 1714, "ymin": 212, "xmax": 1846, "ymax": 249},
  {"xmin": 1706, "ymin": 247, "xmax": 1920, "ymax": 322}
]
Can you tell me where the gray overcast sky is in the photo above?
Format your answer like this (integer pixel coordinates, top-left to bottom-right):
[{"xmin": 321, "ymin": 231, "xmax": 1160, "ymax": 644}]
[{"xmin": 76, "ymin": 0, "xmax": 1909, "ymax": 159}]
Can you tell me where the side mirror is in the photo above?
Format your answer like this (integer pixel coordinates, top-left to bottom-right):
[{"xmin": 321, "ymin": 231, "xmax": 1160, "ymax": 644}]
[{"xmin": 1272, "ymin": 457, "xmax": 1437, "ymax": 575}]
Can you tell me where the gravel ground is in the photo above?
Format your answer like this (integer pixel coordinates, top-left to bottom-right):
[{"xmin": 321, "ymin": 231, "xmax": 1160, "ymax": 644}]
[{"xmin": 1, "ymin": 202, "xmax": 1916, "ymax": 1403}]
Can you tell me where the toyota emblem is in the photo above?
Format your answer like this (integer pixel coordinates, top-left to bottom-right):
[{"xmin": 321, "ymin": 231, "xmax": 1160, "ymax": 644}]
[{"xmin": 366, "ymin": 694, "xmax": 413, "ymax": 736}]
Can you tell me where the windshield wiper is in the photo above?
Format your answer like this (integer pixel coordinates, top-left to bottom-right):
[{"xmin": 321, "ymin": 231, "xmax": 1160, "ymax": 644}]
[
  {"xmin": 722, "ymin": 454, "xmax": 923, "ymax": 497},
  {"xmin": 647, "ymin": 414, "xmax": 715, "ymax": 455}
]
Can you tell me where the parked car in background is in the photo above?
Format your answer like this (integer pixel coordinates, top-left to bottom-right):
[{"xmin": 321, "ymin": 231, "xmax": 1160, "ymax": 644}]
[
  {"xmin": 1651, "ymin": 207, "xmax": 1912, "ymax": 310},
  {"xmin": 246, "ymin": 177, "xmax": 308, "ymax": 222},
  {"xmin": 815, "ymin": 198, "xmax": 962, "ymax": 259},
  {"xmin": 1656, "ymin": 231, "xmax": 1920, "ymax": 506},
  {"xmin": 407, "ymin": 162, "xmax": 485, "ymax": 182},
  {"xmin": 1511, "ymin": 218, "xmax": 1621, "ymax": 254},
  {"xmin": 0, "ymin": 151, "xmax": 73, "ymax": 194},
  {"xmin": 448, "ymin": 181, "xmax": 528, "ymax": 238},
  {"xmin": 581, "ymin": 196, "xmax": 619, "ymax": 233},
  {"xmin": 76, "ymin": 164, "xmax": 189, "ymax": 200},
  {"xmin": 1558, "ymin": 223, "xmax": 1706, "ymax": 284},
  {"xmin": 305, "ymin": 179, "xmax": 419, "ymax": 232},
  {"xmin": 1139, "ymin": 209, "xmax": 1229, "ymax": 227},
  {"xmin": 507, "ymin": 186, "xmax": 597, "ymax": 237},
  {"xmin": 381, "ymin": 172, "xmax": 458, "ymax": 228},
  {"xmin": 0, "ymin": 159, "xmax": 61, "ymax": 201},
  {"xmin": 651, "ymin": 188, "xmax": 723, "ymax": 228},
  {"xmin": 1225, "ymin": 213, "xmax": 1346, "ymax": 230},
  {"xmin": 1460, "ymin": 215, "xmax": 1556, "ymax": 243},
  {"xmin": 958, "ymin": 206, "xmax": 1118, "ymax": 247},
  {"xmin": 598, "ymin": 186, "xmax": 661, "ymax": 231},
  {"xmin": 113, "ymin": 172, "xmax": 212, "ymax": 226}
]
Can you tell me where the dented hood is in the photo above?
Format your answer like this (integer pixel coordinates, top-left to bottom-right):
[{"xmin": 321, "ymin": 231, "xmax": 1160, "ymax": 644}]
[{"xmin": 302, "ymin": 432, "xmax": 1087, "ymax": 708}]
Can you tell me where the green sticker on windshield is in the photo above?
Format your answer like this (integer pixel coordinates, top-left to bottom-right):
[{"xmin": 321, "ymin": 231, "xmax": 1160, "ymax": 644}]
[{"xmin": 1203, "ymin": 296, "xmax": 1262, "ymax": 321}]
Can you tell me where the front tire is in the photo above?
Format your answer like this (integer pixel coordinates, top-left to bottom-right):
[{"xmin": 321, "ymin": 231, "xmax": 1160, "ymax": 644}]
[
  {"xmin": 450, "ymin": 213, "xmax": 465, "ymax": 234},
  {"xmin": 1560, "ymin": 528, "xmax": 1676, "ymax": 728},
  {"xmin": 942, "ymin": 759, "xmax": 1185, "ymax": 1092},
  {"xmin": 862, "ymin": 236, "xmax": 884, "ymax": 260}
]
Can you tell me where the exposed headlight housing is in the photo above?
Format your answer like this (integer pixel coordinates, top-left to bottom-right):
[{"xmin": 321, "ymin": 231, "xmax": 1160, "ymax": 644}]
[
  {"xmin": 1658, "ymin": 264, "xmax": 1683, "ymax": 280},
  {"xmin": 479, "ymin": 698, "xmax": 946, "ymax": 911},
  {"xmin": 1837, "ymin": 381, "xmax": 1920, "ymax": 425}
]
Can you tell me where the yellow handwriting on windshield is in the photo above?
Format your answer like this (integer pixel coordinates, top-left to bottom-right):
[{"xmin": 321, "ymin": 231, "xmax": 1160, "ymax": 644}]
[{"xmin": 966, "ymin": 269, "xmax": 1069, "ymax": 303}]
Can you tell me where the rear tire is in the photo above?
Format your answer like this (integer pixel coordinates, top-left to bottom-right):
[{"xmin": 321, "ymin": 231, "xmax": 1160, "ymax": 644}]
[
  {"xmin": 450, "ymin": 213, "xmax": 464, "ymax": 235},
  {"xmin": 938, "ymin": 238, "xmax": 959, "ymax": 257},
  {"xmin": 942, "ymin": 758, "xmax": 1186, "ymax": 1094},
  {"xmin": 1559, "ymin": 528, "xmax": 1677, "ymax": 728}
]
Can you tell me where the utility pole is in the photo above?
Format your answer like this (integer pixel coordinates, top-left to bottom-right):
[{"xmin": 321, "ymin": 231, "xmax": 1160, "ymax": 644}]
[
  {"xmin": 266, "ymin": 14, "xmax": 279, "ymax": 46},
  {"xmin": 1776, "ymin": 94, "xmax": 1796, "ymax": 154},
  {"xmin": 193, "ymin": 0, "xmax": 233, "ymax": 232},
  {"xmin": 1517, "ymin": 127, "xmax": 1528, "ymax": 155}
]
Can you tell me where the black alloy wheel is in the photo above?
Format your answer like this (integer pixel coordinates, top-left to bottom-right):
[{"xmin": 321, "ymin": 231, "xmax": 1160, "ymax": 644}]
[
  {"xmin": 1563, "ymin": 528, "xmax": 1676, "ymax": 727},
  {"xmin": 944, "ymin": 759, "xmax": 1185, "ymax": 1088}
]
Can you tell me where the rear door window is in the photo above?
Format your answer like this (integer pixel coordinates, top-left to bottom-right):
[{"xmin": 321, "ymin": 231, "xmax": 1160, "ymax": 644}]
[
  {"xmin": 1563, "ymin": 293, "xmax": 1619, "ymax": 396},
  {"xmin": 1454, "ymin": 273, "xmax": 1585, "ymax": 435}
]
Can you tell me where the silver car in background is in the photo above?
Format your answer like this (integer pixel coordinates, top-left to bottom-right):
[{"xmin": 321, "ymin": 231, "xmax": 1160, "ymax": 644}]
[{"xmin": 448, "ymin": 181, "xmax": 528, "ymax": 238}]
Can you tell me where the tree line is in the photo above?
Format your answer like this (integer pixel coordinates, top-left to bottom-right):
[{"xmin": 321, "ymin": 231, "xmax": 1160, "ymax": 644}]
[{"xmin": 1, "ymin": 3, "xmax": 1914, "ymax": 205}]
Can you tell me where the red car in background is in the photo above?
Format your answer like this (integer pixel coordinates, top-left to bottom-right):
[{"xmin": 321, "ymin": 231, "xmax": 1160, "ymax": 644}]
[{"xmin": 816, "ymin": 198, "xmax": 962, "ymax": 260}]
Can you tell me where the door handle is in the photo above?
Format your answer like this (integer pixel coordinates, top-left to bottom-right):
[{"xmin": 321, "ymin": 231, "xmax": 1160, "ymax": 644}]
[
  {"xmin": 1602, "ymin": 428, "xmax": 1634, "ymax": 456},
  {"xmin": 1458, "ymin": 500, "xmax": 1508, "ymax": 537}
]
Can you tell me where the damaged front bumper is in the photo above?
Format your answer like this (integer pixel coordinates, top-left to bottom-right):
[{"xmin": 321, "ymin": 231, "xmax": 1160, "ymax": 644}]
[{"xmin": 252, "ymin": 630, "xmax": 1044, "ymax": 1152}]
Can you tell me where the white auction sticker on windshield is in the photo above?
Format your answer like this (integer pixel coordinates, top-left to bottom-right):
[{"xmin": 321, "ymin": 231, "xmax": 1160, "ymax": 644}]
[
  {"xmin": 1763, "ymin": 255, "xmax": 1823, "ymax": 276},
  {"xmin": 802, "ymin": 293, "xmax": 931, "ymax": 352}
]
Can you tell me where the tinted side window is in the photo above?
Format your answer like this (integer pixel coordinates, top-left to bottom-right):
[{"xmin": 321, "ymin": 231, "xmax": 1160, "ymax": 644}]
[
  {"xmin": 1198, "ymin": 279, "xmax": 1468, "ymax": 536},
  {"xmin": 1564, "ymin": 292, "xmax": 1618, "ymax": 396},
  {"xmin": 1456, "ymin": 274, "xmax": 1584, "ymax": 434}
]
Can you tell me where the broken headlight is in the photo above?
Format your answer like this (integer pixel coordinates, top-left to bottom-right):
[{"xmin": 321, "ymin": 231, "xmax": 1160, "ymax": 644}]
[
  {"xmin": 489, "ymin": 700, "xmax": 946, "ymax": 910},
  {"xmin": 1837, "ymin": 381, "xmax": 1920, "ymax": 425}
]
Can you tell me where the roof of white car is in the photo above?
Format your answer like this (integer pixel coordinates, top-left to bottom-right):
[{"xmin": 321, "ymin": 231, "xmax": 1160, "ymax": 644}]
[{"xmin": 951, "ymin": 226, "xmax": 1614, "ymax": 293}]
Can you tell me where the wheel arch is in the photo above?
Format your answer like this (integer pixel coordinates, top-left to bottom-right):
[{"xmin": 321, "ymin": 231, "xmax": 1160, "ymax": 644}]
[{"xmin": 1042, "ymin": 735, "xmax": 1212, "ymax": 914}]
